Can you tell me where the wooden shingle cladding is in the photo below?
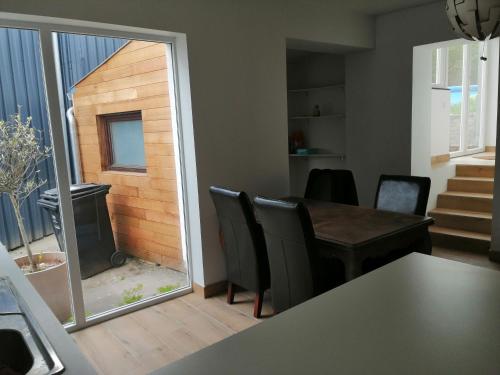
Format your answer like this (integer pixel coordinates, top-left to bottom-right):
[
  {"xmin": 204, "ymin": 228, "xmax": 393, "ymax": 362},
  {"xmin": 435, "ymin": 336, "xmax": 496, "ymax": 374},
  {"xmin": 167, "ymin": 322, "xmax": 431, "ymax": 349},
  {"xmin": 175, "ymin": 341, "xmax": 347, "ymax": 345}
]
[{"xmin": 73, "ymin": 41, "xmax": 184, "ymax": 271}]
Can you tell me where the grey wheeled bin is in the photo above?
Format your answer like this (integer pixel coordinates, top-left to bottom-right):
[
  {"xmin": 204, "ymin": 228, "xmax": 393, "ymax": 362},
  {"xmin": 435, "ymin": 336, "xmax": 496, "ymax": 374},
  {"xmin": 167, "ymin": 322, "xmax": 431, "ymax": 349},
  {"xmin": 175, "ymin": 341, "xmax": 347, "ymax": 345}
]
[{"xmin": 38, "ymin": 183, "xmax": 126, "ymax": 279}]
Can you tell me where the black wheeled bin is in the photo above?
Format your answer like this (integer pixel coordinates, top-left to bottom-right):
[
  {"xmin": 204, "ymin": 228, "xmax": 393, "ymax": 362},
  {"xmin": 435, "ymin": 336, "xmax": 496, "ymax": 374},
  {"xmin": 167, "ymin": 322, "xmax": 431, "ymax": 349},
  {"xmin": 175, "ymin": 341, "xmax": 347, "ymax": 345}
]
[{"xmin": 38, "ymin": 183, "xmax": 126, "ymax": 279}]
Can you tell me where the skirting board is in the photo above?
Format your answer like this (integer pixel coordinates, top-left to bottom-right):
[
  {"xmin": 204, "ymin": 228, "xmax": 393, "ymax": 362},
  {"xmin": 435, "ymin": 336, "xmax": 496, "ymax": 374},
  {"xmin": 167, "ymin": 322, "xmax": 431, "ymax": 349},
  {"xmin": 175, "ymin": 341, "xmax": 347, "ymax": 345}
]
[
  {"xmin": 193, "ymin": 280, "xmax": 228, "ymax": 298},
  {"xmin": 431, "ymin": 153, "xmax": 450, "ymax": 165}
]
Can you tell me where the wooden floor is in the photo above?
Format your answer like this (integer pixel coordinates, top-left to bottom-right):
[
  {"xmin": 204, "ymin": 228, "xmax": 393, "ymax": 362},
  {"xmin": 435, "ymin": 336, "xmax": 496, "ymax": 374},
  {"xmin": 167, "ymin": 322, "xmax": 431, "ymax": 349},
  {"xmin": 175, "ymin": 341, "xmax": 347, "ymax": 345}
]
[
  {"xmin": 432, "ymin": 246, "xmax": 500, "ymax": 272},
  {"xmin": 72, "ymin": 289, "xmax": 273, "ymax": 374},
  {"xmin": 72, "ymin": 248, "xmax": 500, "ymax": 374}
]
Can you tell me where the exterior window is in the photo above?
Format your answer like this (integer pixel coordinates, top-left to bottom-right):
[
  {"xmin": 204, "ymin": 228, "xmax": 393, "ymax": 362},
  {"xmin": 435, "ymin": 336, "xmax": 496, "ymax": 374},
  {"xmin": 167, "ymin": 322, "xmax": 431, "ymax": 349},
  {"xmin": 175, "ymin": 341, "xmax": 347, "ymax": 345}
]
[
  {"xmin": 432, "ymin": 48, "xmax": 446, "ymax": 87},
  {"xmin": 432, "ymin": 49, "xmax": 438, "ymax": 85},
  {"xmin": 99, "ymin": 111, "xmax": 146, "ymax": 172},
  {"xmin": 432, "ymin": 42, "xmax": 486, "ymax": 156},
  {"xmin": 447, "ymin": 44, "xmax": 464, "ymax": 153},
  {"xmin": 432, "ymin": 48, "xmax": 448, "ymax": 88}
]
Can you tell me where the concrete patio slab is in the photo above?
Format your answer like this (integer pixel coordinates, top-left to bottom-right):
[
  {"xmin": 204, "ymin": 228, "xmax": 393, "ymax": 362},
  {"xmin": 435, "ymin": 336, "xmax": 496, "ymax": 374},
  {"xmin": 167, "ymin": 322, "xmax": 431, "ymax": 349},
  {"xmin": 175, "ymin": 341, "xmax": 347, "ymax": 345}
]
[{"xmin": 8, "ymin": 235, "xmax": 189, "ymax": 319}]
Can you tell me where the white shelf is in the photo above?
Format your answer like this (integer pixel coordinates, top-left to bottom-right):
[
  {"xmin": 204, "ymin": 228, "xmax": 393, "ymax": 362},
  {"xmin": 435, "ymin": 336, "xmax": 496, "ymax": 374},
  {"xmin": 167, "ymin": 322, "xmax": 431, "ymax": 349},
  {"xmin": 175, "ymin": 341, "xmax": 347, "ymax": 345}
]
[
  {"xmin": 289, "ymin": 153, "xmax": 345, "ymax": 160},
  {"xmin": 288, "ymin": 114, "xmax": 344, "ymax": 120},
  {"xmin": 288, "ymin": 84, "xmax": 344, "ymax": 93}
]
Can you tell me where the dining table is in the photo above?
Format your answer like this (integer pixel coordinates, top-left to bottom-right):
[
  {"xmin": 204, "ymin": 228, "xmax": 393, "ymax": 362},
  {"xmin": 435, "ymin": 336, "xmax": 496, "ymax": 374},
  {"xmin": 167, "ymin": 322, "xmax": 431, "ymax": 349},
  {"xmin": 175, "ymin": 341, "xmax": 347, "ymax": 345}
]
[{"xmin": 285, "ymin": 197, "xmax": 434, "ymax": 281}]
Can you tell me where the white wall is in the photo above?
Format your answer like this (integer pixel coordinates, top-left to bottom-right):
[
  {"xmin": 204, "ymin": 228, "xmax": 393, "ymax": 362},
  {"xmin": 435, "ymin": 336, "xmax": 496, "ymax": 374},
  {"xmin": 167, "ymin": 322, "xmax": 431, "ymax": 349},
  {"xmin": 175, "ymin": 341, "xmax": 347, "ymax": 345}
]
[
  {"xmin": 412, "ymin": 45, "xmax": 455, "ymax": 211},
  {"xmin": 0, "ymin": 0, "xmax": 375, "ymax": 286},
  {"xmin": 485, "ymin": 39, "xmax": 500, "ymax": 148},
  {"xmin": 345, "ymin": 2, "xmax": 456, "ymax": 206},
  {"xmin": 430, "ymin": 89, "xmax": 450, "ymax": 157},
  {"xmin": 411, "ymin": 45, "xmax": 432, "ymax": 181}
]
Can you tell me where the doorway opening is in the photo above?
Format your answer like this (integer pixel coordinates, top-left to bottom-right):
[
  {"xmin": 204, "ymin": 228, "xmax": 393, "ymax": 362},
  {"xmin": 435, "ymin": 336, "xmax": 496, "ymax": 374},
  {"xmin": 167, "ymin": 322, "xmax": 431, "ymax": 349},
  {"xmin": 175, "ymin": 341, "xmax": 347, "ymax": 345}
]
[{"xmin": 412, "ymin": 38, "xmax": 498, "ymax": 255}]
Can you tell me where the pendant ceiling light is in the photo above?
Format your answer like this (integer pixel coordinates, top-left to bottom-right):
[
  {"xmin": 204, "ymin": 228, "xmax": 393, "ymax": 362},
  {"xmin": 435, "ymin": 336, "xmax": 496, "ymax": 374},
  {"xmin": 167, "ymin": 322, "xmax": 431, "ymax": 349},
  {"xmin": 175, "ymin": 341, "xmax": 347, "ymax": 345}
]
[{"xmin": 446, "ymin": 0, "xmax": 500, "ymax": 41}]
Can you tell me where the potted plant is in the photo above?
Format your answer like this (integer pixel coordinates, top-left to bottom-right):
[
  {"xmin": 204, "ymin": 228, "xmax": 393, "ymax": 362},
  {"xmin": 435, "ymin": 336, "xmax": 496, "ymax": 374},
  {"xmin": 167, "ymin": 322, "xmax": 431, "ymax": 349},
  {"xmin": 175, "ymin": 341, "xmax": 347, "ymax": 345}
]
[{"xmin": 0, "ymin": 110, "xmax": 71, "ymax": 322}]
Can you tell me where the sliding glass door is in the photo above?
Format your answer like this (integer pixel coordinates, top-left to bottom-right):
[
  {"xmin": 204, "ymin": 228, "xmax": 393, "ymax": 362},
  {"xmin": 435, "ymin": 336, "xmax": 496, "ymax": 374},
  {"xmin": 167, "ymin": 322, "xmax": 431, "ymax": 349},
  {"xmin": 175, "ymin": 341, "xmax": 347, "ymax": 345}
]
[
  {"xmin": 0, "ymin": 16, "xmax": 193, "ymax": 331},
  {"xmin": 54, "ymin": 31, "xmax": 189, "ymax": 321}
]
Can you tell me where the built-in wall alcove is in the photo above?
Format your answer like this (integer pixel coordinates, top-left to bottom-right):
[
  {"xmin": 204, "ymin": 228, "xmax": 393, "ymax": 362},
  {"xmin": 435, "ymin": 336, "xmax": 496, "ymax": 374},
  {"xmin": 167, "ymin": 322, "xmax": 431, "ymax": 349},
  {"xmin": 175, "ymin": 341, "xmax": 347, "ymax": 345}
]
[{"xmin": 286, "ymin": 48, "xmax": 347, "ymax": 196}]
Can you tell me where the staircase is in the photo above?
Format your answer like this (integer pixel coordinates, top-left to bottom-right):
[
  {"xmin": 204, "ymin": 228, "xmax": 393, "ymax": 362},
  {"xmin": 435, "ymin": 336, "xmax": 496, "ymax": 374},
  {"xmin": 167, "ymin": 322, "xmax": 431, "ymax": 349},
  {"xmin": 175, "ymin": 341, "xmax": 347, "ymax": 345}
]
[{"xmin": 429, "ymin": 164, "xmax": 494, "ymax": 252}]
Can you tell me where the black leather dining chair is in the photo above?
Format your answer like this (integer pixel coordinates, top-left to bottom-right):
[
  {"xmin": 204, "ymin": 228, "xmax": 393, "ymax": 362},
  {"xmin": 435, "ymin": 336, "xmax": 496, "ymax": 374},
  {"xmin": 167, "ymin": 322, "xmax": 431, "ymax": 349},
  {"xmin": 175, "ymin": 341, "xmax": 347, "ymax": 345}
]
[
  {"xmin": 209, "ymin": 186, "xmax": 270, "ymax": 318},
  {"xmin": 374, "ymin": 175, "xmax": 431, "ymax": 216},
  {"xmin": 254, "ymin": 196, "xmax": 343, "ymax": 314},
  {"xmin": 365, "ymin": 174, "xmax": 432, "ymax": 274},
  {"xmin": 304, "ymin": 169, "xmax": 359, "ymax": 206}
]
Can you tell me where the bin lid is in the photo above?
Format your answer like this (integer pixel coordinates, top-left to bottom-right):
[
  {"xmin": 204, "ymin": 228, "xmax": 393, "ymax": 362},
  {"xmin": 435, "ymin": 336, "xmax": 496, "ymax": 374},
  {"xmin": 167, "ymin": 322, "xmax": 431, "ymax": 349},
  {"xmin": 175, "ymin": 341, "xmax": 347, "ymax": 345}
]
[{"xmin": 39, "ymin": 183, "xmax": 111, "ymax": 203}]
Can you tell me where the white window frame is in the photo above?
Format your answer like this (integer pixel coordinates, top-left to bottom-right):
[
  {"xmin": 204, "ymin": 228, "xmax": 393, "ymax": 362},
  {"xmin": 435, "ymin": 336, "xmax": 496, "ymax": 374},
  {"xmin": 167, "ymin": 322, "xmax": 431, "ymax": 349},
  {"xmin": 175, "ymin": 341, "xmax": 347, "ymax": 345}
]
[
  {"xmin": 0, "ymin": 12, "xmax": 201, "ymax": 332},
  {"xmin": 432, "ymin": 48, "xmax": 448, "ymax": 89}
]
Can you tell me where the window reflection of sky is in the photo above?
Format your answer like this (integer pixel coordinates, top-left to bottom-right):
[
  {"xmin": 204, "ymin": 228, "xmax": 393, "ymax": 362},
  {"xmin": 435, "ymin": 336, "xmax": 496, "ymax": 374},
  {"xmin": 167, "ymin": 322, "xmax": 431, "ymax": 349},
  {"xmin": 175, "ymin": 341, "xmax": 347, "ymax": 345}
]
[{"xmin": 449, "ymin": 85, "xmax": 478, "ymax": 105}]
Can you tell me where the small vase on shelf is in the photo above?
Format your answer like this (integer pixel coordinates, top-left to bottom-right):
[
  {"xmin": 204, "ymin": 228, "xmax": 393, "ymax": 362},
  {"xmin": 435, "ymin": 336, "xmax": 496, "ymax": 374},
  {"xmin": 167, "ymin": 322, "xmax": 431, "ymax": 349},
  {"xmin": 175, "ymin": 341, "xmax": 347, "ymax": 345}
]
[{"xmin": 289, "ymin": 130, "xmax": 305, "ymax": 154}]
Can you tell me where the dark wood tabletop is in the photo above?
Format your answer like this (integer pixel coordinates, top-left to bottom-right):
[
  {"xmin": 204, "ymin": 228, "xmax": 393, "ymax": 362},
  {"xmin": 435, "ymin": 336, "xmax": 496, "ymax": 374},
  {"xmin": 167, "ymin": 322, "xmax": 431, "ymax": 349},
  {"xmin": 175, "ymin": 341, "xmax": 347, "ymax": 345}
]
[
  {"xmin": 290, "ymin": 198, "xmax": 434, "ymax": 248},
  {"xmin": 284, "ymin": 197, "xmax": 434, "ymax": 280}
]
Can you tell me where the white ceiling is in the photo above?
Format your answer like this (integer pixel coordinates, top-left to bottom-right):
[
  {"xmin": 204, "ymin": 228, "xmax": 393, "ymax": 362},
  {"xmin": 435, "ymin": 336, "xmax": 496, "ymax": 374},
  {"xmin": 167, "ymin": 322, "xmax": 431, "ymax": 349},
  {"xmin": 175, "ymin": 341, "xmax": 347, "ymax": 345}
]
[{"xmin": 330, "ymin": 0, "xmax": 443, "ymax": 15}]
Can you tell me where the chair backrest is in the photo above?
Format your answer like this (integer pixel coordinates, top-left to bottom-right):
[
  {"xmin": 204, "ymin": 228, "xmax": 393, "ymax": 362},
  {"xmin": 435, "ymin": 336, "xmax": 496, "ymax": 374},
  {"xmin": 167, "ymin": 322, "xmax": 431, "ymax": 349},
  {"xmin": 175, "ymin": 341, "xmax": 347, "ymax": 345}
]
[
  {"xmin": 254, "ymin": 197, "xmax": 318, "ymax": 313},
  {"xmin": 209, "ymin": 186, "xmax": 269, "ymax": 292},
  {"xmin": 374, "ymin": 175, "xmax": 431, "ymax": 216},
  {"xmin": 304, "ymin": 169, "xmax": 359, "ymax": 206}
]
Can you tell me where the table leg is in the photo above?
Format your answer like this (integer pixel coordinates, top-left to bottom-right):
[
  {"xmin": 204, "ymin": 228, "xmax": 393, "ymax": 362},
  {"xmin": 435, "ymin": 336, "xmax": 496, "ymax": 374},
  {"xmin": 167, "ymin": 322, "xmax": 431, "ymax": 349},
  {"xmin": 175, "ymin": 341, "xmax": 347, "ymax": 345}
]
[
  {"xmin": 344, "ymin": 260, "xmax": 363, "ymax": 281},
  {"xmin": 415, "ymin": 229, "xmax": 432, "ymax": 255},
  {"xmin": 423, "ymin": 230, "xmax": 432, "ymax": 255}
]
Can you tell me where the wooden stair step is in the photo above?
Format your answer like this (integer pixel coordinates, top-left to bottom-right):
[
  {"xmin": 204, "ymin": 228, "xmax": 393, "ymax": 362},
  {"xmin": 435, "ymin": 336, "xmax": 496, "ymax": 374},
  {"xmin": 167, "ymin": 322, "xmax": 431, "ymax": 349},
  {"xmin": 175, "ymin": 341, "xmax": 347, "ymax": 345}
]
[
  {"xmin": 456, "ymin": 164, "xmax": 495, "ymax": 178},
  {"xmin": 429, "ymin": 226, "xmax": 491, "ymax": 253},
  {"xmin": 447, "ymin": 176, "xmax": 494, "ymax": 194},
  {"xmin": 429, "ymin": 208, "xmax": 492, "ymax": 234},
  {"xmin": 437, "ymin": 191, "xmax": 493, "ymax": 213},
  {"xmin": 429, "ymin": 226, "xmax": 491, "ymax": 240}
]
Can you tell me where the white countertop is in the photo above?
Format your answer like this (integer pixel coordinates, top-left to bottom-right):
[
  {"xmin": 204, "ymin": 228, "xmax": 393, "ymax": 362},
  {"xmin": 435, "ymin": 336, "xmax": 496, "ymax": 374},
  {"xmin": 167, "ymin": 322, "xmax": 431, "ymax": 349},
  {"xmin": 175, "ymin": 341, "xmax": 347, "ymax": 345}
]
[
  {"xmin": 154, "ymin": 253, "xmax": 500, "ymax": 374},
  {"xmin": 0, "ymin": 246, "xmax": 96, "ymax": 374}
]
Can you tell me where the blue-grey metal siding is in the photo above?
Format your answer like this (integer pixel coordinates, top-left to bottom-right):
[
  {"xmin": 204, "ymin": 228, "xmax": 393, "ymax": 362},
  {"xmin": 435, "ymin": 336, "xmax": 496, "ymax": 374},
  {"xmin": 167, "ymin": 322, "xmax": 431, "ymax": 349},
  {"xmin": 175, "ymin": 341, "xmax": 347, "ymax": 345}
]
[
  {"xmin": 57, "ymin": 33, "xmax": 127, "ymax": 182},
  {"xmin": 0, "ymin": 27, "xmax": 126, "ymax": 250}
]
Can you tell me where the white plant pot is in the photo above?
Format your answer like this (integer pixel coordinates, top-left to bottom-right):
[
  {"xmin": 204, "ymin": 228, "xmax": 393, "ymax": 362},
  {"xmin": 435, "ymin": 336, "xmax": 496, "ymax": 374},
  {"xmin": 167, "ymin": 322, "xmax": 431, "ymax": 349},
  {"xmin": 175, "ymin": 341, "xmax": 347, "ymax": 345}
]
[{"xmin": 15, "ymin": 252, "xmax": 72, "ymax": 323}]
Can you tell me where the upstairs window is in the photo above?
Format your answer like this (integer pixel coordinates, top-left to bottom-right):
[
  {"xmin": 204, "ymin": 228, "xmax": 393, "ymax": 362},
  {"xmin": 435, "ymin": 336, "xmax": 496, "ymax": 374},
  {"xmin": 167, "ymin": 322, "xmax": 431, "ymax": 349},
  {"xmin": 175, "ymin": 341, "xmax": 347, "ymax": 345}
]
[
  {"xmin": 99, "ymin": 111, "xmax": 146, "ymax": 172},
  {"xmin": 432, "ymin": 42, "xmax": 486, "ymax": 155},
  {"xmin": 432, "ymin": 48, "xmax": 446, "ymax": 87}
]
